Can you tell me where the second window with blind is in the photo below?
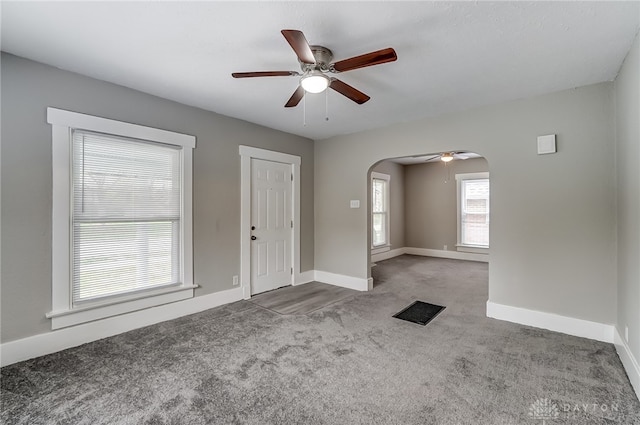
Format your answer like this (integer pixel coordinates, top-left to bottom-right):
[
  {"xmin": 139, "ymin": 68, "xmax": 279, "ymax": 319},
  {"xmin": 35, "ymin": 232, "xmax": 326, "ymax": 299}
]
[
  {"xmin": 456, "ymin": 172, "xmax": 490, "ymax": 252},
  {"xmin": 371, "ymin": 172, "xmax": 391, "ymax": 252}
]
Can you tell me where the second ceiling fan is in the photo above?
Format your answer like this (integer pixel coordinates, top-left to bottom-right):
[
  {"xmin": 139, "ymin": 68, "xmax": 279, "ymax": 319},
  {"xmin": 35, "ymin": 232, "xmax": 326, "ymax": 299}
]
[
  {"xmin": 232, "ymin": 29, "xmax": 397, "ymax": 107},
  {"xmin": 423, "ymin": 152, "xmax": 479, "ymax": 163}
]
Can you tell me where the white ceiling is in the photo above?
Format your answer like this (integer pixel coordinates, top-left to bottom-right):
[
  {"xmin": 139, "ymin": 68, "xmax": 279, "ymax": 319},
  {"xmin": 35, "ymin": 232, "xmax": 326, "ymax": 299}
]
[{"xmin": 2, "ymin": 2, "xmax": 638, "ymax": 141}]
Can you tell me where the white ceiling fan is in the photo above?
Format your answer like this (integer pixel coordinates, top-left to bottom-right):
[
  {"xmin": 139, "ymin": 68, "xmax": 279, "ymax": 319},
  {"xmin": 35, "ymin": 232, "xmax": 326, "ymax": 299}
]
[{"xmin": 420, "ymin": 151, "xmax": 481, "ymax": 163}]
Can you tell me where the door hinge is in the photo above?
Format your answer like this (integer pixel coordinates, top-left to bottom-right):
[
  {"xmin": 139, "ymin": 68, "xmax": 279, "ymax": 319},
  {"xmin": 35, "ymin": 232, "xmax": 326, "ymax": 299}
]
[
  {"xmin": 291, "ymin": 220, "xmax": 293, "ymax": 228},
  {"xmin": 291, "ymin": 267, "xmax": 293, "ymax": 275},
  {"xmin": 291, "ymin": 173, "xmax": 293, "ymax": 181}
]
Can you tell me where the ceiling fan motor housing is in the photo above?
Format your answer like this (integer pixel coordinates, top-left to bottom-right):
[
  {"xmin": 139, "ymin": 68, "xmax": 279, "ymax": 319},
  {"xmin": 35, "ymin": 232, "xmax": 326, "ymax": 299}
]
[{"xmin": 301, "ymin": 46, "xmax": 334, "ymax": 72}]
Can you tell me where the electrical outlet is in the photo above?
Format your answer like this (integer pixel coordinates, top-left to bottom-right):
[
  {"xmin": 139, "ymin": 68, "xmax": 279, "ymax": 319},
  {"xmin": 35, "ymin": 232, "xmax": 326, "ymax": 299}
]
[
  {"xmin": 232, "ymin": 275, "xmax": 239, "ymax": 286},
  {"xmin": 444, "ymin": 245, "xmax": 448, "ymax": 251},
  {"xmin": 625, "ymin": 325, "xmax": 629, "ymax": 343}
]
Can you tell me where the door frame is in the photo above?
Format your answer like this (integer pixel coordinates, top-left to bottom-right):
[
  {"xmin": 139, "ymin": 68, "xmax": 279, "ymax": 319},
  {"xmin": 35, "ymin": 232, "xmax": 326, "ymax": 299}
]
[{"xmin": 239, "ymin": 145, "xmax": 301, "ymax": 299}]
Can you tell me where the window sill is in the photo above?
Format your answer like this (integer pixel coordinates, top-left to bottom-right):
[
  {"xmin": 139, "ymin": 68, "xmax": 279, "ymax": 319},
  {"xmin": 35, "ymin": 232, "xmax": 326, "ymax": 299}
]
[
  {"xmin": 46, "ymin": 285, "xmax": 198, "ymax": 330},
  {"xmin": 371, "ymin": 245, "xmax": 391, "ymax": 255},
  {"xmin": 456, "ymin": 245, "xmax": 489, "ymax": 254}
]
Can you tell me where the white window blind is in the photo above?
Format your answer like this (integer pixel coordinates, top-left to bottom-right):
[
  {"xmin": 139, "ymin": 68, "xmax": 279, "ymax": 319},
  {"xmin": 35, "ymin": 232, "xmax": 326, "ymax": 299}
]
[
  {"xmin": 372, "ymin": 176, "xmax": 388, "ymax": 247},
  {"xmin": 72, "ymin": 130, "xmax": 182, "ymax": 304},
  {"xmin": 460, "ymin": 178, "xmax": 490, "ymax": 247}
]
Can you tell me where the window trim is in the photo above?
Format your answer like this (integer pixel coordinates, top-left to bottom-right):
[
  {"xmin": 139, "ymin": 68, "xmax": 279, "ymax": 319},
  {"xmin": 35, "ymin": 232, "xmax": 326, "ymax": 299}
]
[
  {"xmin": 371, "ymin": 171, "xmax": 391, "ymax": 251},
  {"xmin": 455, "ymin": 172, "xmax": 490, "ymax": 253},
  {"xmin": 47, "ymin": 107, "xmax": 196, "ymax": 329}
]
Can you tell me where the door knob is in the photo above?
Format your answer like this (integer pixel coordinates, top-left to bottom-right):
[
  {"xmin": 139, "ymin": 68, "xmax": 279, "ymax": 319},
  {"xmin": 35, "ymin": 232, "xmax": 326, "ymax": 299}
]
[{"xmin": 251, "ymin": 236, "xmax": 257, "ymax": 240}]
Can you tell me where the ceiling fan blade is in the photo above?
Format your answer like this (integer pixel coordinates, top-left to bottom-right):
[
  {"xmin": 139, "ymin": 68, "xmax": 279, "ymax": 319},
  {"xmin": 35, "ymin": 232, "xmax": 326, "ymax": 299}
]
[
  {"xmin": 285, "ymin": 86, "xmax": 305, "ymax": 108},
  {"xmin": 331, "ymin": 48, "xmax": 397, "ymax": 73},
  {"xmin": 329, "ymin": 79, "xmax": 370, "ymax": 104},
  {"xmin": 423, "ymin": 155, "xmax": 442, "ymax": 162},
  {"xmin": 232, "ymin": 71, "xmax": 298, "ymax": 78},
  {"xmin": 281, "ymin": 30, "xmax": 316, "ymax": 64}
]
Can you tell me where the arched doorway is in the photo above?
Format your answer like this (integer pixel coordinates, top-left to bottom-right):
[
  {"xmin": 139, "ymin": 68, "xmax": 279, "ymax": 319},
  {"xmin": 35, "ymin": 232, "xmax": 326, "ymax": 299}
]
[{"xmin": 367, "ymin": 151, "xmax": 490, "ymax": 288}]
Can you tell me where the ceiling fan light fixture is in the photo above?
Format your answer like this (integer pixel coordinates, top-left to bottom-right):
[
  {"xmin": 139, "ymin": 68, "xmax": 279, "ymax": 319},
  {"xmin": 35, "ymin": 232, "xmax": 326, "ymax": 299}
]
[
  {"xmin": 441, "ymin": 152, "xmax": 454, "ymax": 162},
  {"xmin": 300, "ymin": 71, "xmax": 330, "ymax": 93}
]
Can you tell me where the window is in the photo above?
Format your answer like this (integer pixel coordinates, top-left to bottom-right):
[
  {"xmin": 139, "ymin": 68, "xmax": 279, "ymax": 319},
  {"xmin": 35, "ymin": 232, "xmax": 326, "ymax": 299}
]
[
  {"xmin": 47, "ymin": 108, "xmax": 196, "ymax": 329},
  {"xmin": 371, "ymin": 172, "xmax": 390, "ymax": 250},
  {"xmin": 456, "ymin": 172, "xmax": 489, "ymax": 252},
  {"xmin": 72, "ymin": 131, "xmax": 181, "ymax": 302}
]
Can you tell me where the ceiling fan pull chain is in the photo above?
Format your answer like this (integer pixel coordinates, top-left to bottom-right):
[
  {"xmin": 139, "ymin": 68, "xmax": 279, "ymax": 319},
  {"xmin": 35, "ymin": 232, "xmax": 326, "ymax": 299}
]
[
  {"xmin": 325, "ymin": 89, "xmax": 329, "ymax": 121},
  {"xmin": 303, "ymin": 94, "xmax": 307, "ymax": 127}
]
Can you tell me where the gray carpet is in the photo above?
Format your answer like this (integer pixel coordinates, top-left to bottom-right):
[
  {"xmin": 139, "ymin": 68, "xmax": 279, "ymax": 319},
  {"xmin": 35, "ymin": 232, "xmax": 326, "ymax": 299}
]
[{"xmin": 2, "ymin": 255, "xmax": 639, "ymax": 424}]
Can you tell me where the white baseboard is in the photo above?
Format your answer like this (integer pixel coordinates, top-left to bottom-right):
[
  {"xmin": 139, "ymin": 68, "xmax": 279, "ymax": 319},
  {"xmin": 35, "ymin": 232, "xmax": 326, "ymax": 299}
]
[
  {"xmin": 614, "ymin": 327, "xmax": 640, "ymax": 401},
  {"xmin": 486, "ymin": 301, "xmax": 614, "ymax": 343},
  {"xmin": 294, "ymin": 270, "xmax": 315, "ymax": 285},
  {"xmin": 370, "ymin": 247, "xmax": 488, "ymax": 264},
  {"xmin": 0, "ymin": 287, "xmax": 244, "ymax": 367},
  {"xmin": 314, "ymin": 270, "xmax": 370, "ymax": 291},
  {"xmin": 404, "ymin": 247, "xmax": 489, "ymax": 263},
  {"xmin": 372, "ymin": 247, "xmax": 406, "ymax": 263}
]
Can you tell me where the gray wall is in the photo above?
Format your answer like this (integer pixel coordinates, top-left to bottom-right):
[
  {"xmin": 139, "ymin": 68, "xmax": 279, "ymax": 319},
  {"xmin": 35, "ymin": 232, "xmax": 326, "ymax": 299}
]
[
  {"xmin": 615, "ymin": 34, "xmax": 640, "ymax": 363},
  {"xmin": 315, "ymin": 82, "xmax": 616, "ymax": 324},
  {"xmin": 0, "ymin": 53, "xmax": 315, "ymax": 343},
  {"xmin": 370, "ymin": 160, "xmax": 405, "ymax": 250},
  {"xmin": 404, "ymin": 158, "xmax": 489, "ymax": 251}
]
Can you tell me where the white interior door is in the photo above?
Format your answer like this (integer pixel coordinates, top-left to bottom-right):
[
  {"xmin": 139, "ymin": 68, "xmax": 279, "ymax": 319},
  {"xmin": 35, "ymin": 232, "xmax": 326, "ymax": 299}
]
[{"xmin": 250, "ymin": 158, "xmax": 292, "ymax": 295}]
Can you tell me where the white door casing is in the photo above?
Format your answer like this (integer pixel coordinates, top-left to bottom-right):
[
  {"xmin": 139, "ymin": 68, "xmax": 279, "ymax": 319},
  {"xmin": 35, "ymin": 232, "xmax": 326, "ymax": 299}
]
[
  {"xmin": 239, "ymin": 146, "xmax": 301, "ymax": 299},
  {"xmin": 250, "ymin": 158, "xmax": 292, "ymax": 294}
]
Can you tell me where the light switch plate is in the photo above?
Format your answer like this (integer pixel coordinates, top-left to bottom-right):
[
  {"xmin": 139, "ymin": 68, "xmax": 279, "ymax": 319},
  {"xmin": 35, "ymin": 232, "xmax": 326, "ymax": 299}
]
[
  {"xmin": 350, "ymin": 200, "xmax": 360, "ymax": 208},
  {"xmin": 537, "ymin": 134, "xmax": 556, "ymax": 155}
]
